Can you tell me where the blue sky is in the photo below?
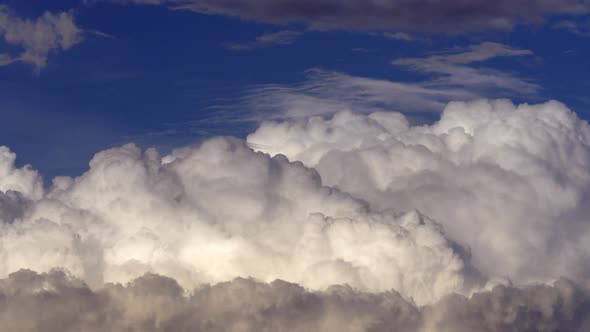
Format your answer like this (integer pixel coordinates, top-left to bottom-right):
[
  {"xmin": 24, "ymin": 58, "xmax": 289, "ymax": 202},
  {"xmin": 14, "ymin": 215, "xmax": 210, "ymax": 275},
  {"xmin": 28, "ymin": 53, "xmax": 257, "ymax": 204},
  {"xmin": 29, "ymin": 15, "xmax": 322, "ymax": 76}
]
[{"xmin": 1, "ymin": 0, "xmax": 590, "ymax": 179}]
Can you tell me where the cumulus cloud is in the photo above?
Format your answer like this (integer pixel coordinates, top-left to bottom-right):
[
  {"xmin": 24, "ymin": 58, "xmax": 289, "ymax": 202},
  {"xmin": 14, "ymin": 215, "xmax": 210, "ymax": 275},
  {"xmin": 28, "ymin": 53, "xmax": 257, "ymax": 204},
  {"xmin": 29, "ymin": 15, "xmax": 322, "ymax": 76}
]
[
  {"xmin": 0, "ymin": 269, "xmax": 589, "ymax": 332},
  {"xmin": 248, "ymin": 99, "xmax": 590, "ymax": 286},
  {"xmin": 0, "ymin": 6, "xmax": 83, "ymax": 71},
  {"xmin": 0, "ymin": 136, "xmax": 483, "ymax": 305},
  {"xmin": 115, "ymin": 0, "xmax": 590, "ymax": 34},
  {"xmin": 224, "ymin": 30, "xmax": 303, "ymax": 51},
  {"xmin": 3, "ymin": 98, "xmax": 590, "ymax": 329}
]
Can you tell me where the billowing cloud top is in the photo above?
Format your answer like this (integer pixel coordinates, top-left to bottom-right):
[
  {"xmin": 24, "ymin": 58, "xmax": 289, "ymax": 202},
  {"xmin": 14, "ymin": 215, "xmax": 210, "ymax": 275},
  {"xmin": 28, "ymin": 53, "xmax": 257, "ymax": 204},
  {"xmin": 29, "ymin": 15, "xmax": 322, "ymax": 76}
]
[{"xmin": 248, "ymin": 100, "xmax": 590, "ymax": 284}]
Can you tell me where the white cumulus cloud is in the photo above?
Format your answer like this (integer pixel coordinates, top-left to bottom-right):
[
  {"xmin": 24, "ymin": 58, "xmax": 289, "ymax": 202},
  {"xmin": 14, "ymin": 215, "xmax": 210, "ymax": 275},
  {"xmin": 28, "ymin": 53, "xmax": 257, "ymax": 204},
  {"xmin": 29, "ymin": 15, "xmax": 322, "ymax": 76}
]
[{"xmin": 2, "ymin": 98, "xmax": 590, "ymax": 329}]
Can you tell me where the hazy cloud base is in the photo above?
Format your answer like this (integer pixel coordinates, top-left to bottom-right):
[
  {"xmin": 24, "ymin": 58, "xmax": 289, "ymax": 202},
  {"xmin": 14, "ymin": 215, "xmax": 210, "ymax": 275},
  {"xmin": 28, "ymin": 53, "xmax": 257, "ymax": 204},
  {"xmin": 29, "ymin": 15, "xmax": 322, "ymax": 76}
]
[{"xmin": 1, "ymin": 269, "xmax": 589, "ymax": 332}]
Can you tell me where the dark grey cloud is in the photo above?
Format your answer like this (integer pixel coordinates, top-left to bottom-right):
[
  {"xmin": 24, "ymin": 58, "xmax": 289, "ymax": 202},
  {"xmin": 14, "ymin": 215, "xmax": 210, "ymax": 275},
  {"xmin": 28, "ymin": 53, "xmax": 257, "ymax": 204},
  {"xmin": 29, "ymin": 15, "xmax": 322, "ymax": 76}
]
[
  {"xmin": 122, "ymin": 0, "xmax": 590, "ymax": 33},
  {"xmin": 1, "ymin": 269, "xmax": 589, "ymax": 332}
]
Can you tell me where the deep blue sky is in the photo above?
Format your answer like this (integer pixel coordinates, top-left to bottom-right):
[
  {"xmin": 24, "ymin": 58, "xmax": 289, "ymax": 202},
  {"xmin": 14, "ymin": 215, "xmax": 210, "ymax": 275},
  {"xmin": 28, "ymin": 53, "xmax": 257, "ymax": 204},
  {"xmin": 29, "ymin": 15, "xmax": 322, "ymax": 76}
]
[{"xmin": 1, "ymin": 0, "xmax": 589, "ymax": 180}]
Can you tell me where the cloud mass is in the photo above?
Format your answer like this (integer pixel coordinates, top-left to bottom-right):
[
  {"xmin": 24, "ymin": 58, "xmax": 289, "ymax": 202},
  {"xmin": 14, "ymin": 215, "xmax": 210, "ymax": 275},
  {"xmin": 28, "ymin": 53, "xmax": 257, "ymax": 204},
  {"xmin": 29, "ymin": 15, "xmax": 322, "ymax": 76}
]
[{"xmin": 3, "ymin": 99, "xmax": 590, "ymax": 330}]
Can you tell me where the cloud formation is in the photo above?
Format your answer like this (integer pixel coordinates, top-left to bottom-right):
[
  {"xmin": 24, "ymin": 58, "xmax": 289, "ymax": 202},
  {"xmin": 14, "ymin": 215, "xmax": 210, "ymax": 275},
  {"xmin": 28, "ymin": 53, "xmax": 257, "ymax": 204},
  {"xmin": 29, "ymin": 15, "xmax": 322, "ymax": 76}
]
[
  {"xmin": 0, "ymin": 6, "xmax": 83, "ymax": 71},
  {"xmin": 0, "ymin": 136, "xmax": 482, "ymax": 305},
  {"xmin": 118, "ymin": 0, "xmax": 590, "ymax": 33},
  {"xmin": 0, "ymin": 269, "xmax": 588, "ymax": 332}
]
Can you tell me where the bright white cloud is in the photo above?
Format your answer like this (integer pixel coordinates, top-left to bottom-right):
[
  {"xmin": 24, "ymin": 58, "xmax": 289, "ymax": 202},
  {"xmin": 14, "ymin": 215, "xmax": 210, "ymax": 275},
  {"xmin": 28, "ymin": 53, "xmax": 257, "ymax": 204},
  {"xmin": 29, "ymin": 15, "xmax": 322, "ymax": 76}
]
[
  {"xmin": 0, "ymin": 6, "xmax": 83, "ymax": 71},
  {"xmin": 0, "ymin": 137, "xmax": 482, "ymax": 305},
  {"xmin": 248, "ymin": 99, "xmax": 590, "ymax": 285}
]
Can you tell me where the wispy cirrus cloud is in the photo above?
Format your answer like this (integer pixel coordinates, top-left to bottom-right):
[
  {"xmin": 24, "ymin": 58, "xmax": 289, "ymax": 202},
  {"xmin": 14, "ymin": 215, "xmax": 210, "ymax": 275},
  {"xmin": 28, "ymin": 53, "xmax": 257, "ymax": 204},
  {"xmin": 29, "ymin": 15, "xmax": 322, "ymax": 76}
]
[
  {"xmin": 241, "ymin": 69, "xmax": 474, "ymax": 120},
  {"xmin": 223, "ymin": 30, "xmax": 302, "ymax": 51},
  {"xmin": 236, "ymin": 42, "xmax": 539, "ymax": 121},
  {"xmin": 0, "ymin": 6, "xmax": 84, "ymax": 72}
]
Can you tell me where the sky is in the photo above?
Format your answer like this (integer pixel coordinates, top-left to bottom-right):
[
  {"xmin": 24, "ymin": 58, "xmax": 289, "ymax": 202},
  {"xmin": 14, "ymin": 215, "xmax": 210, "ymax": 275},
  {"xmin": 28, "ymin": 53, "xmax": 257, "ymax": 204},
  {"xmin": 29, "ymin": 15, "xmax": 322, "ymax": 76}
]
[
  {"xmin": 3, "ymin": 1, "xmax": 590, "ymax": 331},
  {"xmin": 1, "ymin": 0, "xmax": 589, "ymax": 180}
]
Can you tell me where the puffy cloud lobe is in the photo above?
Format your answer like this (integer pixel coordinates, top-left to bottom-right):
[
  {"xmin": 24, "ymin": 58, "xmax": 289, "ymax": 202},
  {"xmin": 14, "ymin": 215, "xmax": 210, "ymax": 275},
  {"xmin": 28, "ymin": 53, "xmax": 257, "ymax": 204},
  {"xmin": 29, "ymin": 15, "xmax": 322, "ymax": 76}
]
[
  {"xmin": 0, "ymin": 269, "xmax": 589, "ymax": 332},
  {"xmin": 0, "ymin": 6, "xmax": 83, "ymax": 71},
  {"xmin": 0, "ymin": 146, "xmax": 43, "ymax": 200},
  {"xmin": 248, "ymin": 99, "xmax": 590, "ymax": 285},
  {"xmin": 0, "ymin": 137, "xmax": 477, "ymax": 305}
]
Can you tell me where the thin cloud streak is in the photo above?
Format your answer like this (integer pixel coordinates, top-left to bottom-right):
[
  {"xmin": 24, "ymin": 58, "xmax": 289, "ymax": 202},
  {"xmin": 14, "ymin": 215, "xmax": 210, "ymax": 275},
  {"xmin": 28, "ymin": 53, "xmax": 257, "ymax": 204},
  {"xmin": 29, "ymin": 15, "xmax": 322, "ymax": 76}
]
[
  {"xmin": 392, "ymin": 42, "xmax": 540, "ymax": 95},
  {"xmin": 223, "ymin": 30, "xmax": 303, "ymax": 51}
]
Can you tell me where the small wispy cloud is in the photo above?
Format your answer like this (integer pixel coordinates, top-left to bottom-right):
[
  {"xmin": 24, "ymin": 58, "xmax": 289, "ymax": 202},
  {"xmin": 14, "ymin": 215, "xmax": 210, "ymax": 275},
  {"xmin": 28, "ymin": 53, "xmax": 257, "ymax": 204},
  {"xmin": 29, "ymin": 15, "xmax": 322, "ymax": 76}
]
[
  {"xmin": 383, "ymin": 32, "xmax": 413, "ymax": 41},
  {"xmin": 393, "ymin": 42, "xmax": 539, "ymax": 95},
  {"xmin": 223, "ymin": 30, "xmax": 302, "ymax": 51},
  {"xmin": 553, "ymin": 19, "xmax": 590, "ymax": 36},
  {"xmin": 0, "ymin": 6, "xmax": 84, "ymax": 72}
]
